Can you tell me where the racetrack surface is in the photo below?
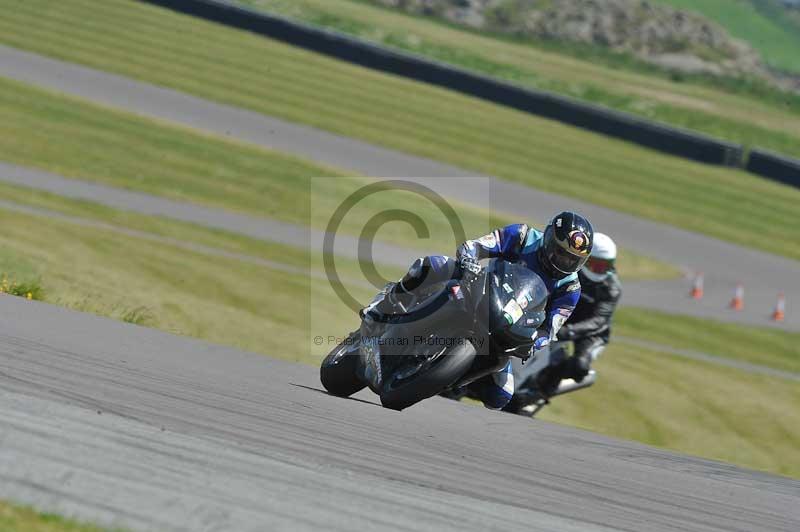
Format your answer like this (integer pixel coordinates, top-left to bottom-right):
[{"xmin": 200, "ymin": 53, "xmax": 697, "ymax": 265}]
[
  {"xmin": 1, "ymin": 297, "xmax": 798, "ymax": 532},
  {"xmin": 1, "ymin": 45, "xmax": 798, "ymax": 329}
]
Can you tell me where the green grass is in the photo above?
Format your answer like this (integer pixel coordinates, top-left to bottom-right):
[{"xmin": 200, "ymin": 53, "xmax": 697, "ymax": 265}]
[
  {"xmin": 0, "ymin": 178, "xmax": 409, "ymax": 285},
  {"xmin": 0, "ymin": 76, "xmax": 506, "ymax": 254},
  {"xmin": 0, "ymin": 179, "xmax": 676, "ymax": 327},
  {"xmin": 0, "ymin": 181, "xmax": 777, "ymax": 374},
  {"xmin": 615, "ymin": 249, "xmax": 681, "ymax": 281},
  {"xmin": 0, "ymin": 204, "xmax": 368, "ymax": 362},
  {"xmin": 3, "ymin": 1, "xmax": 800, "ymax": 262},
  {"xmin": 614, "ymin": 307, "xmax": 800, "ymax": 374},
  {"xmin": 0, "ymin": 185, "xmax": 307, "ymax": 269},
  {"xmin": 0, "ymin": 195, "xmax": 797, "ymax": 477},
  {"xmin": 539, "ymin": 342, "xmax": 800, "ymax": 479},
  {"xmin": 0, "ymin": 274, "xmax": 44, "ymax": 300},
  {"xmin": 0, "ymin": 75, "xmax": 677, "ymax": 280},
  {"xmin": 656, "ymin": 0, "xmax": 800, "ymax": 73},
  {"xmin": 236, "ymin": 0, "xmax": 800, "ymax": 155},
  {"xmin": 0, "ymin": 181, "xmax": 782, "ymax": 379},
  {"xmin": 0, "ymin": 500, "xmax": 108, "ymax": 532}
]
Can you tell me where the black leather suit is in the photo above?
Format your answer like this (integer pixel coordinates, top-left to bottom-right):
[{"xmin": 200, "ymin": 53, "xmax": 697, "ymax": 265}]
[{"xmin": 552, "ymin": 269, "xmax": 622, "ymax": 383}]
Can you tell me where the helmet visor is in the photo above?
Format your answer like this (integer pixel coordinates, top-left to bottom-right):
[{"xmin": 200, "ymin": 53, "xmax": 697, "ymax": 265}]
[
  {"xmin": 548, "ymin": 245, "xmax": 586, "ymax": 274},
  {"xmin": 586, "ymin": 257, "xmax": 614, "ymax": 275}
]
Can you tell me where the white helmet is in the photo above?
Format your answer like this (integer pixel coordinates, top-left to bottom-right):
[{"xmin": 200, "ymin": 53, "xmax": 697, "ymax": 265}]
[{"xmin": 581, "ymin": 232, "xmax": 617, "ymax": 282}]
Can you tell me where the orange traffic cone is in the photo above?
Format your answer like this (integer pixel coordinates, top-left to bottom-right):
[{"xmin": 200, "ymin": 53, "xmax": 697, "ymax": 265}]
[
  {"xmin": 730, "ymin": 283, "xmax": 744, "ymax": 311},
  {"xmin": 690, "ymin": 272, "xmax": 704, "ymax": 300},
  {"xmin": 772, "ymin": 293, "xmax": 786, "ymax": 322}
]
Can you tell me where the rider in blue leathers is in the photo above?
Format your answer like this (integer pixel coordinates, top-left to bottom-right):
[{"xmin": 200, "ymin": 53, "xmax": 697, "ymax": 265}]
[{"xmin": 364, "ymin": 212, "xmax": 594, "ymax": 410}]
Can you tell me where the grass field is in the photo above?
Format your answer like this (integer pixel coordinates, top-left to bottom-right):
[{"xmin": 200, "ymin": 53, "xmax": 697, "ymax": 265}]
[
  {"xmin": 2, "ymin": 2, "xmax": 800, "ymax": 262},
  {"xmin": 539, "ymin": 342, "xmax": 800, "ymax": 479},
  {"xmin": 0, "ymin": 197, "xmax": 797, "ymax": 478},
  {"xmin": 0, "ymin": 77, "xmax": 678, "ymax": 281},
  {"xmin": 0, "ymin": 184, "xmax": 789, "ymax": 369},
  {"xmin": 0, "ymin": 181, "xmax": 788, "ymax": 372},
  {"xmin": 237, "ymin": 0, "xmax": 800, "ymax": 154},
  {"xmin": 655, "ymin": 0, "xmax": 800, "ymax": 73},
  {"xmin": 0, "ymin": 205, "xmax": 368, "ymax": 359},
  {"xmin": 0, "ymin": 177, "xmax": 675, "ymax": 330},
  {"xmin": 614, "ymin": 307, "xmax": 800, "ymax": 374},
  {"xmin": 0, "ymin": 76, "xmax": 506, "ymax": 255},
  {"xmin": 0, "ymin": 501, "xmax": 106, "ymax": 532}
]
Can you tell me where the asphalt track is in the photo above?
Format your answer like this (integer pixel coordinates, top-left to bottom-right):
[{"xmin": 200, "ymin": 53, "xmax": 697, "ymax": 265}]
[
  {"xmin": 1, "ymin": 45, "xmax": 799, "ymax": 329},
  {"xmin": 1, "ymin": 296, "xmax": 798, "ymax": 531}
]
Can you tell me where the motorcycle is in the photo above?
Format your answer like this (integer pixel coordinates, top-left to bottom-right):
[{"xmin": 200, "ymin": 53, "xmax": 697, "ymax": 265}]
[
  {"xmin": 501, "ymin": 341, "xmax": 598, "ymax": 417},
  {"xmin": 319, "ymin": 258, "xmax": 550, "ymax": 410}
]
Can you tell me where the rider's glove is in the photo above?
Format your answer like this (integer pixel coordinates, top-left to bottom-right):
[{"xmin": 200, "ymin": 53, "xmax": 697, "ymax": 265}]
[
  {"xmin": 459, "ymin": 255, "xmax": 482, "ymax": 279},
  {"xmin": 533, "ymin": 335, "xmax": 550, "ymax": 351}
]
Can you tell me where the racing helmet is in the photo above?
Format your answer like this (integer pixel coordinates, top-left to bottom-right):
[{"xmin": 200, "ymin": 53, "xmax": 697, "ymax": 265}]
[
  {"xmin": 582, "ymin": 232, "xmax": 617, "ymax": 282},
  {"xmin": 539, "ymin": 212, "xmax": 594, "ymax": 276}
]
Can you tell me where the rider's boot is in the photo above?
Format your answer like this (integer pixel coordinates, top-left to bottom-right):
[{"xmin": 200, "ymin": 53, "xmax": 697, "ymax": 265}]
[
  {"xmin": 535, "ymin": 365, "xmax": 563, "ymax": 399},
  {"xmin": 360, "ymin": 283, "xmax": 389, "ymax": 316},
  {"xmin": 360, "ymin": 255, "xmax": 456, "ymax": 321},
  {"xmin": 359, "ymin": 282, "xmax": 413, "ymax": 320},
  {"xmin": 501, "ymin": 389, "xmax": 545, "ymax": 415},
  {"xmin": 360, "ymin": 256, "xmax": 446, "ymax": 320}
]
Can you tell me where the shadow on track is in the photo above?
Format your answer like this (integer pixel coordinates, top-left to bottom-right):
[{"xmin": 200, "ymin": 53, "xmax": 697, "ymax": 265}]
[{"xmin": 288, "ymin": 382, "xmax": 382, "ymax": 407}]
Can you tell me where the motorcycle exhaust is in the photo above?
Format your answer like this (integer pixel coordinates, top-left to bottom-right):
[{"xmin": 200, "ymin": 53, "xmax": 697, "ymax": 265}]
[{"xmin": 550, "ymin": 370, "xmax": 597, "ymax": 397}]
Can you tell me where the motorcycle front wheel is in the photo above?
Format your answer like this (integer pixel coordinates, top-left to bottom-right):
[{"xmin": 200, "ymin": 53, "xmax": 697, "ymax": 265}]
[
  {"xmin": 379, "ymin": 339, "xmax": 476, "ymax": 411},
  {"xmin": 320, "ymin": 332, "xmax": 365, "ymax": 398}
]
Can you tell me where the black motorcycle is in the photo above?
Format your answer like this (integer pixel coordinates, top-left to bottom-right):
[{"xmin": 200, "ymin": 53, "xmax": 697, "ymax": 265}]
[{"xmin": 320, "ymin": 258, "xmax": 549, "ymax": 410}]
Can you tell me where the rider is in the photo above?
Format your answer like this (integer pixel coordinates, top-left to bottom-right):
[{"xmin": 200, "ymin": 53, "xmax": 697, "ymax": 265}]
[
  {"xmin": 363, "ymin": 211, "xmax": 594, "ymax": 410},
  {"xmin": 535, "ymin": 232, "xmax": 622, "ymax": 397}
]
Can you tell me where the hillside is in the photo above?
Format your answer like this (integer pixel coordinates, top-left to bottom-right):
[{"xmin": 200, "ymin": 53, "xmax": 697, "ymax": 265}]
[
  {"xmin": 657, "ymin": 0, "xmax": 800, "ymax": 74},
  {"xmin": 376, "ymin": 0, "xmax": 766, "ymax": 78}
]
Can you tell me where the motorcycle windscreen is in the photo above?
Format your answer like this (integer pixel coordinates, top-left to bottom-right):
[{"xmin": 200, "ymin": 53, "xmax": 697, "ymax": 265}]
[{"xmin": 484, "ymin": 260, "xmax": 549, "ymax": 351}]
